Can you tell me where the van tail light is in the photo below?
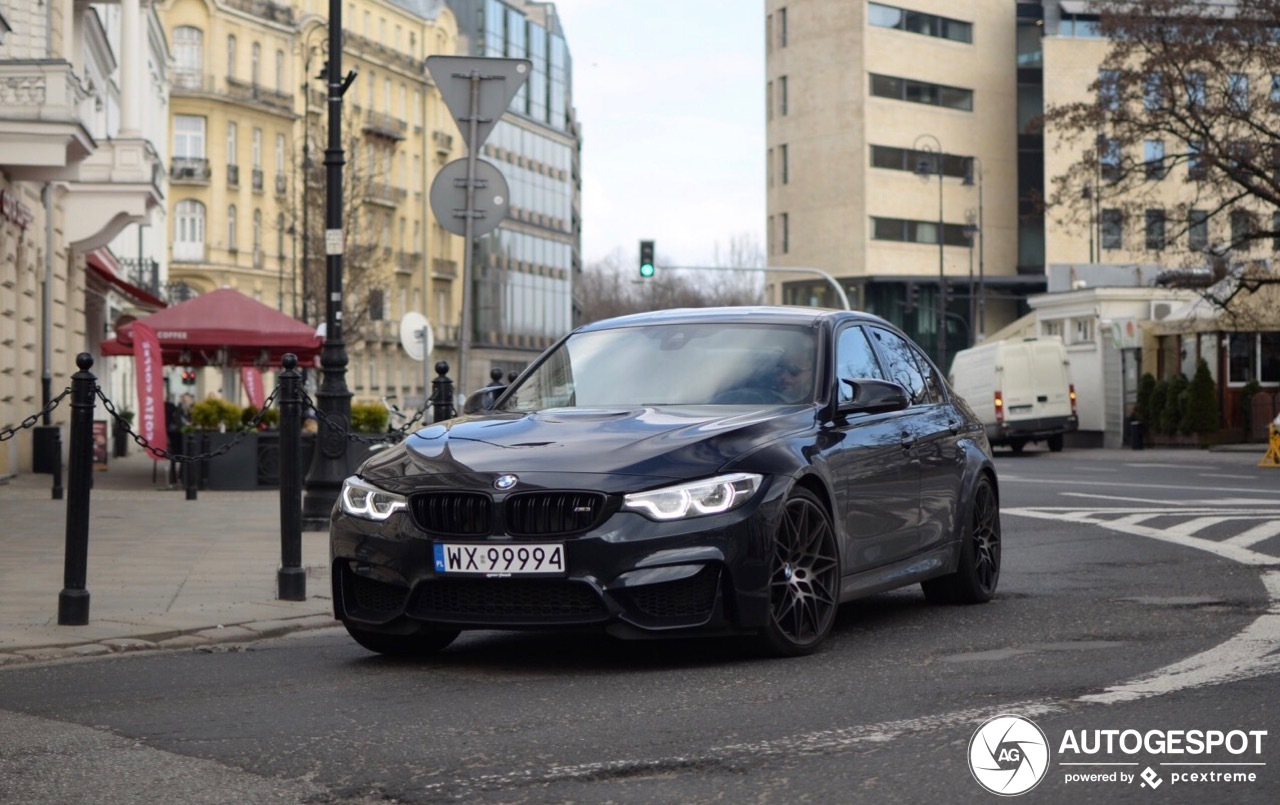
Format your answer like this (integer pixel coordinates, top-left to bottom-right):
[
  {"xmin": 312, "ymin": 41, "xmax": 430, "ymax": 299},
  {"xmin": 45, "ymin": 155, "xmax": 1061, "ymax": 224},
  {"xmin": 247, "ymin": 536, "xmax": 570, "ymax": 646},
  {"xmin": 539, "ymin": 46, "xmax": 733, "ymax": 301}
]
[
  {"xmin": 994, "ymin": 391, "xmax": 1004, "ymax": 424},
  {"xmin": 1069, "ymin": 384, "xmax": 1078, "ymax": 416}
]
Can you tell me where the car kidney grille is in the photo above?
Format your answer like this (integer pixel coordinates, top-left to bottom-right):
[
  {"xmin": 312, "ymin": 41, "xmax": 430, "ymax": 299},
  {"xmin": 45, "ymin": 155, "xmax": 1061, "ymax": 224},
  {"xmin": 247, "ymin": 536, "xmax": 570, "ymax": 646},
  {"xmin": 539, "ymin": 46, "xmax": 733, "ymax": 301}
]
[
  {"xmin": 409, "ymin": 579, "xmax": 607, "ymax": 623},
  {"xmin": 410, "ymin": 492, "xmax": 492, "ymax": 536},
  {"xmin": 505, "ymin": 491, "xmax": 607, "ymax": 536}
]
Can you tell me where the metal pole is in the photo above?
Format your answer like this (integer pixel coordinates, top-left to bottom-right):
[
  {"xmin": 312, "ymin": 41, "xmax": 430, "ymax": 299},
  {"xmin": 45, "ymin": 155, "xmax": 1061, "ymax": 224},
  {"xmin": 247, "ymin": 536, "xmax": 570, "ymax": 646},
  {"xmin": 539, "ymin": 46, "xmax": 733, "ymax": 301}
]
[
  {"xmin": 456, "ymin": 69, "xmax": 482, "ymax": 397},
  {"xmin": 277, "ymin": 354, "xmax": 305, "ymax": 600},
  {"xmin": 58, "ymin": 353, "xmax": 96, "ymax": 625},
  {"xmin": 937, "ymin": 159, "xmax": 946, "ymax": 371},
  {"xmin": 302, "ymin": 0, "xmax": 353, "ymax": 529},
  {"xmin": 967, "ymin": 233, "xmax": 975, "ymax": 347},
  {"xmin": 978, "ymin": 165, "xmax": 985, "ymax": 340}
]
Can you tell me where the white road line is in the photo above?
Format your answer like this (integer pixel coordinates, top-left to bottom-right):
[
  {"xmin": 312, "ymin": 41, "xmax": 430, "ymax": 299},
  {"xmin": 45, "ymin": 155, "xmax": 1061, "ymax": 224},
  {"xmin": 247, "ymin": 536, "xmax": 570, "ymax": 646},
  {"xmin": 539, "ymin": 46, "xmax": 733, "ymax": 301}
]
[
  {"xmin": 1199, "ymin": 473, "xmax": 1261, "ymax": 480},
  {"xmin": 999, "ymin": 476, "xmax": 1278, "ymax": 496},
  {"xmin": 1124, "ymin": 463, "xmax": 1205, "ymax": 470},
  {"xmin": 1228, "ymin": 520, "xmax": 1280, "ymax": 548},
  {"xmin": 1166, "ymin": 516, "xmax": 1232, "ymax": 536},
  {"xmin": 1060, "ymin": 492, "xmax": 1195, "ymax": 505}
]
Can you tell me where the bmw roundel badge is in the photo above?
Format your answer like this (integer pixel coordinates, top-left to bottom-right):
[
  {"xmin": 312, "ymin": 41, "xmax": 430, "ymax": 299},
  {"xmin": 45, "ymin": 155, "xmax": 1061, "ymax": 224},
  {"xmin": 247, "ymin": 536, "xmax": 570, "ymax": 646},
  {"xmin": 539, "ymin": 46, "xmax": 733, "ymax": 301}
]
[{"xmin": 494, "ymin": 474, "xmax": 518, "ymax": 490}]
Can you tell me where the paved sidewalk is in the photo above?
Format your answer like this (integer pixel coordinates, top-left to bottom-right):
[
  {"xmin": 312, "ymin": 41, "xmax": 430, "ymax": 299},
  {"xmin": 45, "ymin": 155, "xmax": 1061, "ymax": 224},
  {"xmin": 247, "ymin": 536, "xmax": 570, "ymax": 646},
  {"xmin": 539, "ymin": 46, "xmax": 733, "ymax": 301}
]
[{"xmin": 0, "ymin": 449, "xmax": 337, "ymax": 667}]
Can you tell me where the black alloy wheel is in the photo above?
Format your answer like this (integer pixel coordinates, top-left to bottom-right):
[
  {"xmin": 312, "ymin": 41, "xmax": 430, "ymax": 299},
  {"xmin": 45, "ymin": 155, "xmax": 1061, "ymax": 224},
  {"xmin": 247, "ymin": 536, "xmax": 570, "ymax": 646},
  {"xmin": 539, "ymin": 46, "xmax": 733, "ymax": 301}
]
[
  {"xmin": 922, "ymin": 475, "xmax": 1001, "ymax": 604},
  {"xmin": 343, "ymin": 622, "xmax": 460, "ymax": 657},
  {"xmin": 757, "ymin": 487, "xmax": 840, "ymax": 656}
]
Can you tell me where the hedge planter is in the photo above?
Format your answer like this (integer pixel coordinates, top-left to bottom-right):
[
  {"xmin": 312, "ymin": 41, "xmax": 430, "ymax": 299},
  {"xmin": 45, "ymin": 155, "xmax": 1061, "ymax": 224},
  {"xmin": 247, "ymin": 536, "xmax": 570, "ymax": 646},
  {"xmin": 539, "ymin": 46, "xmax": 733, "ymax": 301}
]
[{"xmin": 185, "ymin": 431, "xmax": 377, "ymax": 489}]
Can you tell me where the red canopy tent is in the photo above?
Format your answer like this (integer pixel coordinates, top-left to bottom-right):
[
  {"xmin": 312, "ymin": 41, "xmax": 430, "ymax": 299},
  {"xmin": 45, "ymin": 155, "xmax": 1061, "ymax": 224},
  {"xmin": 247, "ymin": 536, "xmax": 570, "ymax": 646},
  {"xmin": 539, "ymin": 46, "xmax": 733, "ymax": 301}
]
[{"xmin": 101, "ymin": 288, "xmax": 322, "ymax": 367}]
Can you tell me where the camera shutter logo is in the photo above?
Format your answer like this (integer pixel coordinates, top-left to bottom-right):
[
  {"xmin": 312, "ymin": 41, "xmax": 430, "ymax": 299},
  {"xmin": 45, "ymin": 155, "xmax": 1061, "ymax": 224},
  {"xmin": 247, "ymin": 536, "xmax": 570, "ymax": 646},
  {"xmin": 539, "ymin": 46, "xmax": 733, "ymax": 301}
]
[{"xmin": 969, "ymin": 715, "xmax": 1051, "ymax": 796}]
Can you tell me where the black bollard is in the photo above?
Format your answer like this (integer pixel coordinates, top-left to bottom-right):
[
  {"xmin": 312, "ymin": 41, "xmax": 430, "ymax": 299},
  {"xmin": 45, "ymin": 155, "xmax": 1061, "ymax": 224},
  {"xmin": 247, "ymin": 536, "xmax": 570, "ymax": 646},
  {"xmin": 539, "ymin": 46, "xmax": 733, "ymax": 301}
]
[
  {"xmin": 58, "ymin": 353, "xmax": 95, "ymax": 625},
  {"xmin": 277, "ymin": 354, "xmax": 306, "ymax": 601},
  {"xmin": 51, "ymin": 426, "xmax": 63, "ymax": 500},
  {"xmin": 431, "ymin": 361, "xmax": 455, "ymax": 423},
  {"xmin": 184, "ymin": 431, "xmax": 198, "ymax": 501}
]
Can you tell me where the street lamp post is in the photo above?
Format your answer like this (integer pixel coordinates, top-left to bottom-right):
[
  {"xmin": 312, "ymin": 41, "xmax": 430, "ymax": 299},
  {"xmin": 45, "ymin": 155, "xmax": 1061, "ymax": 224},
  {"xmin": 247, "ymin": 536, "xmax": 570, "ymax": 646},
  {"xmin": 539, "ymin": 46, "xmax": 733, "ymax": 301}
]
[
  {"xmin": 914, "ymin": 133, "xmax": 946, "ymax": 369},
  {"xmin": 302, "ymin": 1, "xmax": 356, "ymax": 529},
  {"xmin": 964, "ymin": 155, "xmax": 985, "ymax": 341}
]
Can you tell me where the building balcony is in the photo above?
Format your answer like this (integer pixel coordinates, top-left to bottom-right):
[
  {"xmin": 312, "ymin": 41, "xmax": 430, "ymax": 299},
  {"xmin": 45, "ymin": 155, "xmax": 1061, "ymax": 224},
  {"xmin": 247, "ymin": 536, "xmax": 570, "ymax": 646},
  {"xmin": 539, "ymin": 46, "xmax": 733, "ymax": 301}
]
[
  {"xmin": 363, "ymin": 110, "xmax": 407, "ymax": 141},
  {"xmin": 171, "ymin": 157, "xmax": 211, "ymax": 183},
  {"xmin": 227, "ymin": 164, "xmax": 240, "ymax": 187},
  {"xmin": 224, "ymin": 76, "xmax": 294, "ymax": 116},
  {"xmin": 0, "ymin": 60, "xmax": 95, "ymax": 178},
  {"xmin": 118, "ymin": 258, "xmax": 162, "ymax": 297},
  {"xmin": 432, "ymin": 130, "xmax": 454, "ymax": 155},
  {"xmin": 251, "ymin": 168, "xmax": 264, "ymax": 192},
  {"xmin": 397, "ymin": 251, "xmax": 421, "ymax": 275},
  {"xmin": 63, "ymin": 137, "xmax": 164, "ymax": 250},
  {"xmin": 342, "ymin": 30, "xmax": 420, "ymax": 74},
  {"xmin": 364, "ymin": 182, "xmax": 407, "ymax": 207},
  {"xmin": 432, "ymin": 257, "xmax": 458, "ymax": 279},
  {"xmin": 275, "ymin": 173, "xmax": 287, "ymax": 196},
  {"xmin": 223, "ymin": 0, "xmax": 294, "ymax": 25}
]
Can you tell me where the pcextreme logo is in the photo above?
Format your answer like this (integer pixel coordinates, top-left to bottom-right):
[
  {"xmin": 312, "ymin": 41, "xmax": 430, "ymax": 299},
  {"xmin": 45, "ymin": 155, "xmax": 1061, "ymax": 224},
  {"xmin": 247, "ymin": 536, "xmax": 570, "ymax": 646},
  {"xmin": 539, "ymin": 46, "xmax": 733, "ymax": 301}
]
[{"xmin": 968, "ymin": 715, "xmax": 1052, "ymax": 796}]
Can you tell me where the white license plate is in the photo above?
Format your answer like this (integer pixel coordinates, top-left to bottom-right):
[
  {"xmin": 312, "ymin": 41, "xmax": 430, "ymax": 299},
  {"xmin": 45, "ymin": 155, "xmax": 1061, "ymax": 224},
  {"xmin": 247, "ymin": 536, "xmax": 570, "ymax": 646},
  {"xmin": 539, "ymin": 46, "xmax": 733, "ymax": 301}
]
[{"xmin": 433, "ymin": 543, "xmax": 565, "ymax": 576}]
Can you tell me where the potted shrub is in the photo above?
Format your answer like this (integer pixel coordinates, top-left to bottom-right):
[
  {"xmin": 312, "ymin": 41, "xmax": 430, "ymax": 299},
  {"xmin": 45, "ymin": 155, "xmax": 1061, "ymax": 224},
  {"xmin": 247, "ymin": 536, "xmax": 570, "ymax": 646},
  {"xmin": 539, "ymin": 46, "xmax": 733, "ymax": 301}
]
[{"xmin": 1181, "ymin": 358, "xmax": 1220, "ymax": 439}]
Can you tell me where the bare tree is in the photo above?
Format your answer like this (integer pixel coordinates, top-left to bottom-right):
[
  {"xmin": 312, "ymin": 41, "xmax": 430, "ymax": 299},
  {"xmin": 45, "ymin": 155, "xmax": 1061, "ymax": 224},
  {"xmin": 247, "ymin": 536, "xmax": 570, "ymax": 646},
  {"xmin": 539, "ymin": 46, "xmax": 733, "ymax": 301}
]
[
  {"xmin": 579, "ymin": 234, "xmax": 765, "ymax": 324},
  {"xmin": 1043, "ymin": 1, "xmax": 1280, "ymax": 245},
  {"xmin": 291, "ymin": 108, "xmax": 398, "ymax": 341}
]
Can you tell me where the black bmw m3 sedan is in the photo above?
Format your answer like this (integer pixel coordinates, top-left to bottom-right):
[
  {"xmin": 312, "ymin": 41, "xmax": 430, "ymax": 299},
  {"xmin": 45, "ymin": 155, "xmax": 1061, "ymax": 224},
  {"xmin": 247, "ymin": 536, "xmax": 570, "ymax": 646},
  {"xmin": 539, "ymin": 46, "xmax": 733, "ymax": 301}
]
[{"xmin": 330, "ymin": 306, "xmax": 1001, "ymax": 657}]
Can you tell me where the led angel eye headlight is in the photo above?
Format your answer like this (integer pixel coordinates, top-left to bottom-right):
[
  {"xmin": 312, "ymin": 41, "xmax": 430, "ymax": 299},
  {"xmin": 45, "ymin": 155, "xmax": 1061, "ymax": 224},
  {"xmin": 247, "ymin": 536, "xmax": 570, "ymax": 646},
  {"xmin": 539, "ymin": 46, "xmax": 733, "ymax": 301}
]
[
  {"xmin": 623, "ymin": 473, "xmax": 762, "ymax": 521},
  {"xmin": 340, "ymin": 476, "xmax": 407, "ymax": 521}
]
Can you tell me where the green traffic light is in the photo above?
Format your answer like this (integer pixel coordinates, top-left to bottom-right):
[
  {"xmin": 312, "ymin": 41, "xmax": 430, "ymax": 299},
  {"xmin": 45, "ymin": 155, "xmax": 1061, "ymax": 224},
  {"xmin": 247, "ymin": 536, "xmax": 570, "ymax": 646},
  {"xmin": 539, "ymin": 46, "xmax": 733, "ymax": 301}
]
[{"xmin": 640, "ymin": 263, "xmax": 655, "ymax": 278}]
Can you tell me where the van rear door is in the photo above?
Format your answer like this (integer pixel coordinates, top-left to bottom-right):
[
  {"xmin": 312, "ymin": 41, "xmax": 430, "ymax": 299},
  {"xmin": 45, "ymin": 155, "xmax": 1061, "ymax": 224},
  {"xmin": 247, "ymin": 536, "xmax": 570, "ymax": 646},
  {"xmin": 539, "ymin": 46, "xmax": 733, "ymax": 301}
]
[{"xmin": 1030, "ymin": 341, "xmax": 1072, "ymax": 419}]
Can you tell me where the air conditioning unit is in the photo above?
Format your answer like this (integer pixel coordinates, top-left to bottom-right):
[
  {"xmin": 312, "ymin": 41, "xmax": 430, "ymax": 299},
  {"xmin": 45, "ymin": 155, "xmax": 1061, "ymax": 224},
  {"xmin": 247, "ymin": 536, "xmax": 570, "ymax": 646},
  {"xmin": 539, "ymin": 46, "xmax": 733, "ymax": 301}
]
[{"xmin": 1149, "ymin": 301, "xmax": 1174, "ymax": 321}]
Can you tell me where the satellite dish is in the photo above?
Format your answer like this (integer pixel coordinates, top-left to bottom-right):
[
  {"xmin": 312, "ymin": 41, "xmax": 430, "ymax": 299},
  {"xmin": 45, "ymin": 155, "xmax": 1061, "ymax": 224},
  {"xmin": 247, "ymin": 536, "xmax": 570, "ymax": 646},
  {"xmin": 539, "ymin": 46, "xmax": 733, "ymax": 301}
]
[{"xmin": 399, "ymin": 311, "xmax": 433, "ymax": 361}]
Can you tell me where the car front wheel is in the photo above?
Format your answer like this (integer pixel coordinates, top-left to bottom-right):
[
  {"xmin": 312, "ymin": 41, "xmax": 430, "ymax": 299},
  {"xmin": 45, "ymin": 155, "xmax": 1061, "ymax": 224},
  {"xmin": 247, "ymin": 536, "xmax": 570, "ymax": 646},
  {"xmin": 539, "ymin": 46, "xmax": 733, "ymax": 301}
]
[
  {"xmin": 922, "ymin": 475, "xmax": 1000, "ymax": 605},
  {"xmin": 756, "ymin": 487, "xmax": 840, "ymax": 657},
  {"xmin": 343, "ymin": 622, "xmax": 460, "ymax": 657}
]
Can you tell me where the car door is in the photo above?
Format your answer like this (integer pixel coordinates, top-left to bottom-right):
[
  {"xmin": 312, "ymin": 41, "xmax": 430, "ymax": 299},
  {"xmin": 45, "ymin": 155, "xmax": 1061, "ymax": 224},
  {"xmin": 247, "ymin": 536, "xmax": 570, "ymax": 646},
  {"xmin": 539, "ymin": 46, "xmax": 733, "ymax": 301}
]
[
  {"xmin": 824, "ymin": 324, "xmax": 922, "ymax": 573},
  {"xmin": 867, "ymin": 326, "xmax": 964, "ymax": 557}
]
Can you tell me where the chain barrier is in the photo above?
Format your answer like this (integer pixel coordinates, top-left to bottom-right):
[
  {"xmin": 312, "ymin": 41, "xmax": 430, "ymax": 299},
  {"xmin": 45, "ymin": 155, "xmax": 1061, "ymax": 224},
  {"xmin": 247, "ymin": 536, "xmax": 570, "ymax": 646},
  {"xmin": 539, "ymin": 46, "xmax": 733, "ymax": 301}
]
[
  {"xmin": 298, "ymin": 389, "xmax": 428, "ymax": 445},
  {"xmin": 0, "ymin": 388, "xmax": 73, "ymax": 442},
  {"xmin": 96, "ymin": 386, "xmax": 281, "ymax": 463}
]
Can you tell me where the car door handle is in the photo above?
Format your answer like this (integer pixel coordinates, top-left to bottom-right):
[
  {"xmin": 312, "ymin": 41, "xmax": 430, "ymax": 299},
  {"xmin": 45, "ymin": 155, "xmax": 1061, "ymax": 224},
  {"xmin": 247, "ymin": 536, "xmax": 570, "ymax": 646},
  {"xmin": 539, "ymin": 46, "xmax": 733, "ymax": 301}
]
[{"xmin": 900, "ymin": 432, "xmax": 916, "ymax": 450}]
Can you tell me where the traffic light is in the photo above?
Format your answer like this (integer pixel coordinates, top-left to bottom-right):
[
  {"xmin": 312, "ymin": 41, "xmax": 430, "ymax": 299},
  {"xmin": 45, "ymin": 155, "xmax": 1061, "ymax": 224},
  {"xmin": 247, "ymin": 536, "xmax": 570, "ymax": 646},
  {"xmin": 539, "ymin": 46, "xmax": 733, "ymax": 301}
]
[
  {"xmin": 639, "ymin": 240, "xmax": 655, "ymax": 278},
  {"xmin": 181, "ymin": 369, "xmax": 196, "ymax": 386},
  {"xmin": 905, "ymin": 284, "xmax": 919, "ymax": 312}
]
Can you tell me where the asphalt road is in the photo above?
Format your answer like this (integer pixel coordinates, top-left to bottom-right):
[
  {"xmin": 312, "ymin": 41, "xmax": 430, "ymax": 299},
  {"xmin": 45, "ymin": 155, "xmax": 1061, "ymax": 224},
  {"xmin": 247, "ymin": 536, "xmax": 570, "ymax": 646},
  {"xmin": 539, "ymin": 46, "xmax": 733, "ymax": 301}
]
[{"xmin": 1, "ymin": 449, "xmax": 1277, "ymax": 804}]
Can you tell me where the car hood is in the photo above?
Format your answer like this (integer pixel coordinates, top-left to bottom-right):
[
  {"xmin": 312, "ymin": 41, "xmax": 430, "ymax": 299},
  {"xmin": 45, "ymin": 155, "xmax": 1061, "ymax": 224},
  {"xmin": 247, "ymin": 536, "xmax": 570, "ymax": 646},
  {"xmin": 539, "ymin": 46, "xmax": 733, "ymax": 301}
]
[{"xmin": 359, "ymin": 405, "xmax": 813, "ymax": 492}]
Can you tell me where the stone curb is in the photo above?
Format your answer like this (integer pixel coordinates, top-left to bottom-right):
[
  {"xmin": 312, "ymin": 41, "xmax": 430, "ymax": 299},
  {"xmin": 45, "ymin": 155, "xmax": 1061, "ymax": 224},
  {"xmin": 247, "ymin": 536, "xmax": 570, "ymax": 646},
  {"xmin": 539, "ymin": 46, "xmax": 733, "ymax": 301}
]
[{"xmin": 0, "ymin": 613, "xmax": 340, "ymax": 668}]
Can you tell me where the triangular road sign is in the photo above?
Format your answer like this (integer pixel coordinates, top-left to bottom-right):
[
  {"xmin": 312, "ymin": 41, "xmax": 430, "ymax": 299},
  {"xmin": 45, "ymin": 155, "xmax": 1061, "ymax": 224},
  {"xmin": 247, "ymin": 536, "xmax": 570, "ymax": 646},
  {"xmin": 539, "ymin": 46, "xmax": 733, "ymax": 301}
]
[{"xmin": 426, "ymin": 56, "xmax": 532, "ymax": 152}]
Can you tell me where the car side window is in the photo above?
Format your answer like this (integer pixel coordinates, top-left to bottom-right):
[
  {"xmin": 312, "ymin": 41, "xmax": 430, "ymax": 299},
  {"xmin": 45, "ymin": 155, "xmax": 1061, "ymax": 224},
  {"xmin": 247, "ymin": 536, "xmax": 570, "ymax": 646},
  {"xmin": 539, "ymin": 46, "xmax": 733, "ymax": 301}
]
[
  {"xmin": 867, "ymin": 326, "xmax": 933, "ymax": 405},
  {"xmin": 834, "ymin": 326, "xmax": 886, "ymax": 403}
]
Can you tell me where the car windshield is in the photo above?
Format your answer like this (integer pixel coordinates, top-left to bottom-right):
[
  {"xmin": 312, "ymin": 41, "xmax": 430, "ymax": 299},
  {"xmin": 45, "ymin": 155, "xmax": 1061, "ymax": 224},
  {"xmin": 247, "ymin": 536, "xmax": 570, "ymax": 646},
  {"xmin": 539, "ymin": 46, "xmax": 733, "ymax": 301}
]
[{"xmin": 498, "ymin": 323, "xmax": 818, "ymax": 410}]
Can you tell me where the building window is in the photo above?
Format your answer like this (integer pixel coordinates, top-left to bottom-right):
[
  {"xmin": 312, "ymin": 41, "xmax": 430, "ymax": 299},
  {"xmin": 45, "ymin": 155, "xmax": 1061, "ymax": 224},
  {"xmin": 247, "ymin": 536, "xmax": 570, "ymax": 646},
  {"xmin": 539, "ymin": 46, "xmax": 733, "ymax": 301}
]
[
  {"xmin": 871, "ymin": 216, "xmax": 971, "ymax": 246},
  {"xmin": 868, "ymin": 3, "xmax": 972, "ymax": 43},
  {"xmin": 779, "ymin": 7, "xmax": 787, "ymax": 47},
  {"xmin": 767, "ymin": 147, "xmax": 774, "ymax": 187},
  {"xmin": 870, "ymin": 145, "xmax": 969, "ymax": 177},
  {"xmin": 275, "ymin": 49, "xmax": 285, "ymax": 94},
  {"xmin": 1099, "ymin": 137, "xmax": 1121, "ymax": 181},
  {"xmin": 226, "ymin": 122, "xmax": 237, "ymax": 166},
  {"xmin": 174, "ymin": 200, "xmax": 205, "ymax": 261},
  {"xmin": 1230, "ymin": 210, "xmax": 1255, "ymax": 249},
  {"xmin": 277, "ymin": 213, "xmax": 286, "ymax": 258},
  {"xmin": 1188, "ymin": 209, "xmax": 1209, "ymax": 250},
  {"xmin": 780, "ymin": 212, "xmax": 789, "ymax": 254},
  {"xmin": 1144, "ymin": 139, "xmax": 1165, "ymax": 179},
  {"xmin": 1145, "ymin": 209, "xmax": 1166, "ymax": 250},
  {"xmin": 1228, "ymin": 73, "xmax": 1249, "ymax": 112},
  {"xmin": 253, "ymin": 209, "xmax": 263, "ymax": 267},
  {"xmin": 173, "ymin": 26, "xmax": 203, "ymax": 88},
  {"xmin": 766, "ymin": 81, "xmax": 773, "ymax": 121},
  {"xmin": 1143, "ymin": 73, "xmax": 1166, "ymax": 111},
  {"xmin": 1042, "ymin": 320, "xmax": 1063, "ymax": 339},
  {"xmin": 275, "ymin": 134, "xmax": 285, "ymax": 178},
  {"xmin": 1188, "ymin": 141, "xmax": 1206, "ymax": 180},
  {"xmin": 780, "ymin": 144, "xmax": 789, "ymax": 184},
  {"xmin": 869, "ymin": 73, "xmax": 973, "ymax": 111},
  {"xmin": 252, "ymin": 128, "xmax": 262, "ymax": 168},
  {"xmin": 1101, "ymin": 208, "xmax": 1123, "ymax": 249},
  {"xmin": 251, "ymin": 42, "xmax": 260, "ymax": 85},
  {"xmin": 173, "ymin": 115, "xmax": 206, "ymax": 158},
  {"xmin": 779, "ymin": 75, "xmax": 788, "ymax": 115},
  {"xmin": 368, "ymin": 288, "xmax": 386, "ymax": 321},
  {"xmin": 1185, "ymin": 71, "xmax": 1206, "ymax": 108},
  {"xmin": 768, "ymin": 215, "xmax": 775, "ymax": 254},
  {"xmin": 226, "ymin": 205, "xmax": 237, "ymax": 252},
  {"xmin": 1228, "ymin": 333, "xmax": 1280, "ymax": 385},
  {"xmin": 1061, "ymin": 13, "xmax": 1101, "ymax": 37},
  {"xmin": 227, "ymin": 35, "xmax": 236, "ymax": 78},
  {"xmin": 1072, "ymin": 318, "xmax": 1094, "ymax": 344},
  {"xmin": 1099, "ymin": 69, "xmax": 1121, "ymax": 111}
]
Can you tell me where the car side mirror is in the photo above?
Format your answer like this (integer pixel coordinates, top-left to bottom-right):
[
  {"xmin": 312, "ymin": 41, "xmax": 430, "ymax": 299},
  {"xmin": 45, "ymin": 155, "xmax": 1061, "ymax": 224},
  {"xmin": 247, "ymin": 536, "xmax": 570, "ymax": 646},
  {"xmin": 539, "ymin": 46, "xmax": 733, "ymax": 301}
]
[
  {"xmin": 838, "ymin": 378, "xmax": 910, "ymax": 416},
  {"xmin": 462, "ymin": 384, "xmax": 506, "ymax": 414}
]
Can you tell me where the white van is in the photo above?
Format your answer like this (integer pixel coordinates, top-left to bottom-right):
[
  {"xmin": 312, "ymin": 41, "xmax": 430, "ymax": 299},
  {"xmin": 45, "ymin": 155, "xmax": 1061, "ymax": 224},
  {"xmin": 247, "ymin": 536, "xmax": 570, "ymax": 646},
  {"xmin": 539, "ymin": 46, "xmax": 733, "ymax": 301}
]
[{"xmin": 948, "ymin": 337, "xmax": 1078, "ymax": 453}]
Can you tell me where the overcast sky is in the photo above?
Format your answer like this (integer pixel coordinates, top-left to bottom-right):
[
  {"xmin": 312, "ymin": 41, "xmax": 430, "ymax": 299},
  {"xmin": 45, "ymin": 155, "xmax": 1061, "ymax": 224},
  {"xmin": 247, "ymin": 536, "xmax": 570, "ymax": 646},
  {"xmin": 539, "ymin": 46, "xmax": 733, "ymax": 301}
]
[{"xmin": 550, "ymin": 0, "xmax": 766, "ymax": 269}]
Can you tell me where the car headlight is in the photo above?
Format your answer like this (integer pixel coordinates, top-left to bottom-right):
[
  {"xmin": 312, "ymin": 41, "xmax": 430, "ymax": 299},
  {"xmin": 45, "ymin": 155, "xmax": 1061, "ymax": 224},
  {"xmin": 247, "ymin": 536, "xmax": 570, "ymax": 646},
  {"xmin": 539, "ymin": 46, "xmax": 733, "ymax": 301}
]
[
  {"xmin": 623, "ymin": 473, "xmax": 762, "ymax": 521},
  {"xmin": 340, "ymin": 476, "xmax": 407, "ymax": 521}
]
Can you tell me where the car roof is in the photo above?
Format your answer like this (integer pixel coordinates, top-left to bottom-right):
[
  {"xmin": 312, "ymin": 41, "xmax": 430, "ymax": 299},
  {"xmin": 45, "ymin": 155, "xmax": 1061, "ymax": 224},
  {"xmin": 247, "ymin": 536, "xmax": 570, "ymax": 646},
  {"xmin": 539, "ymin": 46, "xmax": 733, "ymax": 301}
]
[{"xmin": 575, "ymin": 306, "xmax": 889, "ymax": 333}]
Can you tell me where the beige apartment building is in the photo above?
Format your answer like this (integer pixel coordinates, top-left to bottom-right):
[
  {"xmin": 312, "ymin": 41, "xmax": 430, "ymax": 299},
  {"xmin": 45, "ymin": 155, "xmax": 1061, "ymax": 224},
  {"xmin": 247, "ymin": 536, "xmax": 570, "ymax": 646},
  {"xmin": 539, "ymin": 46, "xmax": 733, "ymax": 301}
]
[{"xmin": 156, "ymin": 0, "xmax": 468, "ymax": 407}]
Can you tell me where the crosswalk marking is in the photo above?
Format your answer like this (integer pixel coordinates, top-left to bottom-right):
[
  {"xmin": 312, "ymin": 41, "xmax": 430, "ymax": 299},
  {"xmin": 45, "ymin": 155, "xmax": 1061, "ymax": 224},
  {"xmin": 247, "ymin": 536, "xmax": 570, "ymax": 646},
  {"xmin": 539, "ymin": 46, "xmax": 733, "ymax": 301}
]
[
  {"xmin": 1227, "ymin": 520, "xmax": 1280, "ymax": 548},
  {"xmin": 1166, "ymin": 516, "xmax": 1233, "ymax": 536}
]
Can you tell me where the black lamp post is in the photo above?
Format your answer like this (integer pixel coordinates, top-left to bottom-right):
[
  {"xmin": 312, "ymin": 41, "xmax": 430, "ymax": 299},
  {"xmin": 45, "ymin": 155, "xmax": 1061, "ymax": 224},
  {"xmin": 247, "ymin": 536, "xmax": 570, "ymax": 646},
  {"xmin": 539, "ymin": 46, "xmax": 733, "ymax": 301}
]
[
  {"xmin": 914, "ymin": 133, "xmax": 946, "ymax": 370},
  {"xmin": 302, "ymin": 1, "xmax": 356, "ymax": 529}
]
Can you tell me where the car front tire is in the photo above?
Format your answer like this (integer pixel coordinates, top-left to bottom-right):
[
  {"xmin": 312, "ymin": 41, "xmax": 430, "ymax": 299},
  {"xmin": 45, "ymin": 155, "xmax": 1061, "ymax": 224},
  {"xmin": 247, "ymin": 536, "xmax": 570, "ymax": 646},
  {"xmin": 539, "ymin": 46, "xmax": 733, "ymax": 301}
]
[
  {"xmin": 343, "ymin": 622, "xmax": 460, "ymax": 657},
  {"xmin": 922, "ymin": 475, "xmax": 1000, "ymax": 605},
  {"xmin": 756, "ymin": 487, "xmax": 840, "ymax": 657}
]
